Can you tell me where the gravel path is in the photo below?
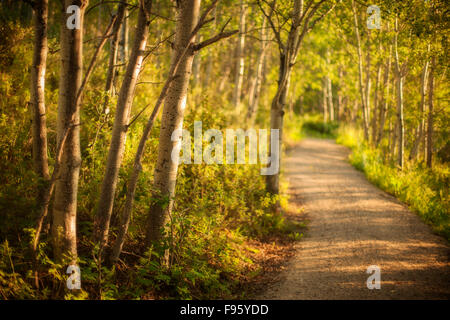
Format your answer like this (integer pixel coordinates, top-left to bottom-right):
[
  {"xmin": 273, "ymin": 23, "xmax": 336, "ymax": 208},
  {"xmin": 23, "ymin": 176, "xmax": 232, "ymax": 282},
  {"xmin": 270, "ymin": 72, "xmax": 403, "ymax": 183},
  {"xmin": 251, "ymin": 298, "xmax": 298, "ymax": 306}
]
[{"xmin": 260, "ymin": 138, "xmax": 450, "ymax": 299}]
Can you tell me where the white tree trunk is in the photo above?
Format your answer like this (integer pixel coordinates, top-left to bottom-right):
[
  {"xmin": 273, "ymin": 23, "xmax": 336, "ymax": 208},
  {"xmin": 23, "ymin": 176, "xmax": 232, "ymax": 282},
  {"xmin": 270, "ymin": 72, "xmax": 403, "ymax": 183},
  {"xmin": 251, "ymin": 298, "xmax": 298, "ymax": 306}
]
[
  {"xmin": 30, "ymin": 0, "xmax": 49, "ymax": 203},
  {"xmin": 371, "ymin": 58, "xmax": 382, "ymax": 145},
  {"xmin": 118, "ymin": 5, "xmax": 129, "ymax": 63},
  {"xmin": 327, "ymin": 76, "xmax": 334, "ymax": 121},
  {"xmin": 426, "ymin": 55, "xmax": 435, "ymax": 169},
  {"xmin": 410, "ymin": 46, "xmax": 430, "ymax": 161},
  {"xmin": 322, "ymin": 78, "xmax": 328, "ymax": 122},
  {"xmin": 94, "ymin": 0, "xmax": 153, "ymax": 249},
  {"xmin": 351, "ymin": 0, "xmax": 369, "ymax": 140},
  {"xmin": 145, "ymin": 0, "xmax": 200, "ymax": 244},
  {"xmin": 376, "ymin": 45, "xmax": 392, "ymax": 146},
  {"xmin": 103, "ymin": 2, "xmax": 126, "ymax": 112},
  {"xmin": 52, "ymin": 0, "xmax": 87, "ymax": 262},
  {"xmin": 394, "ymin": 16, "xmax": 404, "ymax": 169}
]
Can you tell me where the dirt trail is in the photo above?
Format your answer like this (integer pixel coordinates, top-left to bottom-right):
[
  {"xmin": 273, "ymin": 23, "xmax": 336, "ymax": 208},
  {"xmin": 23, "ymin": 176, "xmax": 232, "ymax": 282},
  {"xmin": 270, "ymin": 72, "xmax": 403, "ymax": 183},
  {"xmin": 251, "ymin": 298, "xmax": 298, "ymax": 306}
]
[{"xmin": 259, "ymin": 138, "xmax": 450, "ymax": 299}]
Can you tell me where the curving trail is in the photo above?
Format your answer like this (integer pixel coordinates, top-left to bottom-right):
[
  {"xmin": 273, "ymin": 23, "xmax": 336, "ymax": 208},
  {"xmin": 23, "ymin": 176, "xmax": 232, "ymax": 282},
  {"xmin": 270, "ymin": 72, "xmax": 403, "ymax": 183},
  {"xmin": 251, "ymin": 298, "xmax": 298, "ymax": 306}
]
[{"xmin": 260, "ymin": 138, "xmax": 450, "ymax": 299}]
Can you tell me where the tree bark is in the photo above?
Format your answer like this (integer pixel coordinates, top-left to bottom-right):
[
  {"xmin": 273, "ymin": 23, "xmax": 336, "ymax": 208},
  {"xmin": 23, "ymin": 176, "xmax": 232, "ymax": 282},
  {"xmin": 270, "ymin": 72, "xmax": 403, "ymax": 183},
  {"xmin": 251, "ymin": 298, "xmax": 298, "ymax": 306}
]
[
  {"xmin": 326, "ymin": 48, "xmax": 334, "ymax": 121},
  {"xmin": 94, "ymin": 0, "xmax": 152, "ymax": 249},
  {"xmin": 410, "ymin": 46, "xmax": 430, "ymax": 161},
  {"xmin": 391, "ymin": 120, "xmax": 398, "ymax": 162},
  {"xmin": 376, "ymin": 45, "xmax": 392, "ymax": 146},
  {"xmin": 426, "ymin": 55, "xmax": 435, "ymax": 169},
  {"xmin": 322, "ymin": 77, "xmax": 328, "ymax": 122},
  {"xmin": 371, "ymin": 56, "xmax": 382, "ymax": 145},
  {"xmin": 266, "ymin": 53, "xmax": 290, "ymax": 195},
  {"xmin": 336, "ymin": 67, "xmax": 343, "ymax": 121},
  {"xmin": 145, "ymin": 0, "xmax": 200, "ymax": 245},
  {"xmin": 394, "ymin": 16, "xmax": 404, "ymax": 169},
  {"xmin": 327, "ymin": 76, "xmax": 334, "ymax": 121},
  {"xmin": 52, "ymin": 0, "xmax": 88, "ymax": 263},
  {"xmin": 351, "ymin": 0, "xmax": 369, "ymax": 140},
  {"xmin": 118, "ymin": 5, "xmax": 129, "ymax": 63},
  {"xmin": 103, "ymin": 2, "xmax": 126, "ymax": 113},
  {"xmin": 365, "ymin": 31, "xmax": 371, "ymax": 127},
  {"xmin": 30, "ymin": 0, "xmax": 49, "ymax": 203}
]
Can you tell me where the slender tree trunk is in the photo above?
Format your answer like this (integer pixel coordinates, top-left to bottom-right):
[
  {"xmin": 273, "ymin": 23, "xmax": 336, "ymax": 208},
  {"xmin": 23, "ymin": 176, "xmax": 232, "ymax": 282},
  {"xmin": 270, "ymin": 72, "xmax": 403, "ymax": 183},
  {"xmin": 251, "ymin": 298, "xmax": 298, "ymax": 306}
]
[
  {"xmin": 352, "ymin": 100, "xmax": 358, "ymax": 123},
  {"xmin": 391, "ymin": 120, "xmax": 398, "ymax": 163},
  {"xmin": 52, "ymin": 0, "xmax": 87, "ymax": 262},
  {"xmin": 336, "ymin": 67, "xmax": 343, "ymax": 122},
  {"xmin": 365, "ymin": 31, "xmax": 371, "ymax": 127},
  {"xmin": 266, "ymin": 53, "xmax": 290, "ymax": 195},
  {"xmin": 326, "ymin": 48, "xmax": 334, "ymax": 121},
  {"xmin": 118, "ymin": 5, "xmax": 129, "ymax": 63},
  {"xmin": 371, "ymin": 58, "xmax": 382, "ymax": 145},
  {"xmin": 94, "ymin": 0, "xmax": 152, "ymax": 249},
  {"xmin": 376, "ymin": 45, "xmax": 392, "ymax": 146},
  {"xmin": 103, "ymin": 2, "xmax": 126, "ymax": 113},
  {"xmin": 30, "ymin": 0, "xmax": 49, "ymax": 203},
  {"xmin": 426, "ymin": 55, "xmax": 435, "ymax": 169},
  {"xmin": 395, "ymin": 70, "xmax": 404, "ymax": 169},
  {"xmin": 97, "ymin": 1, "xmax": 102, "ymax": 37},
  {"xmin": 247, "ymin": 56, "xmax": 256, "ymax": 111},
  {"xmin": 387, "ymin": 116, "xmax": 392, "ymax": 157},
  {"xmin": 394, "ymin": 16, "xmax": 404, "ymax": 169},
  {"xmin": 232, "ymin": 0, "xmax": 246, "ymax": 108},
  {"xmin": 327, "ymin": 76, "xmax": 334, "ymax": 121},
  {"xmin": 145, "ymin": 0, "xmax": 200, "ymax": 245},
  {"xmin": 246, "ymin": 17, "xmax": 267, "ymax": 123},
  {"xmin": 322, "ymin": 77, "xmax": 328, "ymax": 122},
  {"xmin": 352, "ymin": 0, "xmax": 369, "ymax": 140},
  {"xmin": 298, "ymin": 95, "xmax": 304, "ymax": 114},
  {"xmin": 382, "ymin": 116, "xmax": 390, "ymax": 161},
  {"xmin": 410, "ymin": 46, "xmax": 430, "ymax": 161}
]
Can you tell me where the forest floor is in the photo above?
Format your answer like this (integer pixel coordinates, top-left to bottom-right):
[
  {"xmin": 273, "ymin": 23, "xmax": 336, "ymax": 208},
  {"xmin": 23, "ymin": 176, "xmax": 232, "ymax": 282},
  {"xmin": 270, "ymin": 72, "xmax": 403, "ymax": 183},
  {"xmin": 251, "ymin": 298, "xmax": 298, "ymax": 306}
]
[{"xmin": 256, "ymin": 138, "xmax": 450, "ymax": 299}]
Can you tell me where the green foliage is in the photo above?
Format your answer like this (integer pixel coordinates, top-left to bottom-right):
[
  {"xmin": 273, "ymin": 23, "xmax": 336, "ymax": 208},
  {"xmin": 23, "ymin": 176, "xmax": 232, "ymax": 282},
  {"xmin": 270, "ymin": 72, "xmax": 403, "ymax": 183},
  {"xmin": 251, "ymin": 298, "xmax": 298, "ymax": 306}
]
[
  {"xmin": 302, "ymin": 119, "xmax": 339, "ymax": 138},
  {"xmin": 287, "ymin": 114, "xmax": 339, "ymax": 139},
  {"xmin": 337, "ymin": 126, "xmax": 450, "ymax": 240},
  {"xmin": 0, "ymin": 240, "xmax": 36, "ymax": 299}
]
